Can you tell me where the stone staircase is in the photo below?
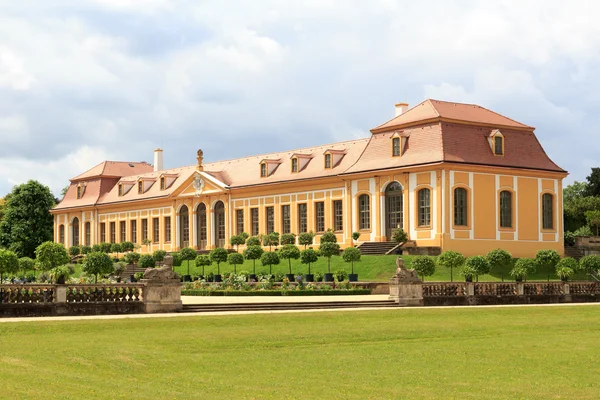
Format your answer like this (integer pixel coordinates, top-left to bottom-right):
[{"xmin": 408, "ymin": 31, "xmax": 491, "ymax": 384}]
[
  {"xmin": 564, "ymin": 246, "xmax": 585, "ymax": 260},
  {"xmin": 118, "ymin": 264, "xmax": 147, "ymax": 281},
  {"xmin": 179, "ymin": 299, "xmax": 397, "ymax": 313},
  {"xmin": 357, "ymin": 241, "xmax": 400, "ymax": 255}
]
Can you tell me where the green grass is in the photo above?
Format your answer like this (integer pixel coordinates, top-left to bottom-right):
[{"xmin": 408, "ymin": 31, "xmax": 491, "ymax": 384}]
[
  {"xmin": 172, "ymin": 254, "xmax": 589, "ymax": 282},
  {"xmin": 1, "ymin": 306, "xmax": 600, "ymax": 399}
]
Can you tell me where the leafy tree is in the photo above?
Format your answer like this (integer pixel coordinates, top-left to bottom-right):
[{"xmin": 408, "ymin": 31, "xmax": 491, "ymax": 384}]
[
  {"xmin": 279, "ymin": 244, "xmax": 300, "ymax": 274},
  {"xmin": 92, "ymin": 244, "xmax": 101, "ymax": 253},
  {"xmin": 121, "ymin": 241, "xmax": 134, "ymax": 252},
  {"xmin": 437, "ymin": 250, "xmax": 465, "ymax": 282},
  {"xmin": 0, "ymin": 180, "xmax": 55, "ymax": 257},
  {"xmin": 563, "ymin": 187, "xmax": 600, "ymax": 232},
  {"xmin": 243, "ymin": 245, "xmax": 263, "ymax": 274},
  {"xmin": 578, "ymin": 254, "xmax": 600, "ymax": 276},
  {"xmin": 465, "ymin": 255, "xmax": 491, "ymax": 282},
  {"xmin": 246, "ymin": 236, "xmax": 261, "ymax": 246},
  {"xmin": 18, "ymin": 256, "xmax": 36, "ymax": 274},
  {"xmin": 564, "ymin": 181, "xmax": 588, "ymax": 202},
  {"xmin": 227, "ymin": 252, "xmax": 244, "ymax": 274},
  {"xmin": 171, "ymin": 252, "xmax": 182, "ymax": 267},
  {"xmin": 180, "ymin": 247, "xmax": 197, "ymax": 276},
  {"xmin": 585, "ymin": 168, "xmax": 600, "ymax": 197},
  {"xmin": 99, "ymin": 242, "xmax": 112, "ymax": 253},
  {"xmin": 239, "ymin": 232, "xmax": 249, "ymax": 241},
  {"xmin": 80, "ymin": 245, "xmax": 92, "ymax": 255},
  {"xmin": 585, "ymin": 210, "xmax": 600, "ymax": 235},
  {"xmin": 486, "ymin": 249, "xmax": 512, "ymax": 282},
  {"xmin": 35, "ymin": 241, "xmax": 69, "ymax": 272},
  {"xmin": 391, "ymin": 228, "xmax": 408, "ymax": 244},
  {"xmin": 110, "ymin": 243, "xmax": 123, "ymax": 257},
  {"xmin": 410, "ymin": 256, "xmax": 435, "ymax": 280},
  {"xmin": 262, "ymin": 232, "xmax": 280, "ymax": 250},
  {"xmin": 300, "ymin": 248, "xmax": 318, "ymax": 275},
  {"xmin": 210, "ymin": 248, "xmax": 228, "ymax": 275},
  {"xmin": 195, "ymin": 255, "xmax": 212, "ymax": 276},
  {"xmin": 123, "ymin": 252, "xmax": 140, "ymax": 265},
  {"xmin": 138, "ymin": 254, "xmax": 156, "ymax": 269},
  {"xmin": 152, "ymin": 250, "xmax": 167, "ymax": 262},
  {"xmin": 535, "ymin": 249, "xmax": 561, "ymax": 282},
  {"xmin": 352, "ymin": 231, "xmax": 361, "ymax": 246},
  {"xmin": 510, "ymin": 258, "xmax": 537, "ymax": 281},
  {"xmin": 298, "ymin": 232, "xmax": 315, "ymax": 249},
  {"xmin": 320, "ymin": 230, "xmax": 337, "ymax": 244},
  {"xmin": 82, "ymin": 252, "xmax": 113, "ymax": 283},
  {"xmin": 556, "ymin": 257, "xmax": 578, "ymax": 281},
  {"xmin": 230, "ymin": 235, "xmax": 246, "ymax": 252},
  {"xmin": 342, "ymin": 247, "xmax": 361, "ymax": 275},
  {"xmin": 260, "ymin": 251, "xmax": 280, "ymax": 275},
  {"xmin": 280, "ymin": 233, "xmax": 296, "ymax": 245},
  {"xmin": 319, "ymin": 242, "xmax": 340, "ymax": 274},
  {"xmin": 0, "ymin": 249, "xmax": 19, "ymax": 282}
]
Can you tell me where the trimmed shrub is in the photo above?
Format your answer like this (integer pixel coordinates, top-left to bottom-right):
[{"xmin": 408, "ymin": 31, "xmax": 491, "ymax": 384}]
[
  {"xmin": 209, "ymin": 247, "xmax": 228, "ymax": 275},
  {"xmin": 82, "ymin": 251, "xmax": 113, "ymax": 283},
  {"xmin": 437, "ymin": 250, "xmax": 465, "ymax": 282},
  {"xmin": 298, "ymin": 232, "xmax": 315, "ymax": 248},
  {"xmin": 535, "ymin": 249, "xmax": 561, "ymax": 281},
  {"xmin": 342, "ymin": 247, "xmax": 361, "ymax": 275},
  {"xmin": 123, "ymin": 252, "xmax": 140, "ymax": 265},
  {"xmin": 69, "ymin": 246, "xmax": 81, "ymax": 257},
  {"xmin": 227, "ymin": 252, "xmax": 244, "ymax": 274},
  {"xmin": 465, "ymin": 255, "xmax": 491, "ymax": 281},
  {"xmin": 410, "ymin": 256, "xmax": 435, "ymax": 280},
  {"xmin": 510, "ymin": 258, "xmax": 537, "ymax": 281},
  {"xmin": 579, "ymin": 254, "xmax": 600, "ymax": 274},
  {"xmin": 486, "ymin": 249, "xmax": 512, "ymax": 281},
  {"xmin": 195, "ymin": 255, "xmax": 212, "ymax": 276},
  {"xmin": 138, "ymin": 254, "xmax": 156, "ymax": 269},
  {"xmin": 280, "ymin": 233, "xmax": 296, "ymax": 245},
  {"xmin": 152, "ymin": 250, "xmax": 167, "ymax": 262},
  {"xmin": 260, "ymin": 251, "xmax": 280, "ymax": 275}
]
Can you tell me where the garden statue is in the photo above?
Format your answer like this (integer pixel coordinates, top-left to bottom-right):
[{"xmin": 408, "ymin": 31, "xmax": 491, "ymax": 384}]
[
  {"xmin": 196, "ymin": 149, "xmax": 204, "ymax": 171},
  {"xmin": 394, "ymin": 257, "xmax": 421, "ymax": 282}
]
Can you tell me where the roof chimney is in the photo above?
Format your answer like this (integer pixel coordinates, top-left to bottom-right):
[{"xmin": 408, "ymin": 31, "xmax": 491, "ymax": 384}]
[
  {"xmin": 395, "ymin": 102, "xmax": 409, "ymax": 117},
  {"xmin": 154, "ymin": 148, "xmax": 163, "ymax": 172}
]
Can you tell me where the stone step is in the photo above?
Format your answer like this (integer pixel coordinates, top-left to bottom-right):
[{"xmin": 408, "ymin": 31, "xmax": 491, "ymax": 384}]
[{"xmin": 179, "ymin": 300, "xmax": 397, "ymax": 313}]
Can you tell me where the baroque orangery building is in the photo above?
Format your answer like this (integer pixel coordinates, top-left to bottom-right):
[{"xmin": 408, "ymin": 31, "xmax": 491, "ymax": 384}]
[{"xmin": 52, "ymin": 99, "xmax": 567, "ymax": 257}]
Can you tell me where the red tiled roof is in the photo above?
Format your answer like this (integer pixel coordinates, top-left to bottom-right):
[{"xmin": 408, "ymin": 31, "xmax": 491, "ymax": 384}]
[
  {"xmin": 70, "ymin": 161, "xmax": 153, "ymax": 181},
  {"xmin": 371, "ymin": 99, "xmax": 533, "ymax": 133}
]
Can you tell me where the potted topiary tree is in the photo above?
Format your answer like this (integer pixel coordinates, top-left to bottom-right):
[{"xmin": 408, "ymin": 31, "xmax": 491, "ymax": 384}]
[
  {"xmin": 352, "ymin": 231, "xmax": 361, "ymax": 247},
  {"xmin": 391, "ymin": 228, "xmax": 408, "ymax": 254},
  {"xmin": 179, "ymin": 247, "xmax": 197, "ymax": 282},
  {"xmin": 69, "ymin": 245, "xmax": 81, "ymax": 260},
  {"xmin": 100, "ymin": 242, "xmax": 112, "ymax": 253},
  {"xmin": 82, "ymin": 251, "xmax": 114, "ymax": 283},
  {"xmin": 121, "ymin": 241, "xmax": 134, "ymax": 253},
  {"xmin": 0, "ymin": 249, "xmax": 19, "ymax": 283},
  {"xmin": 279, "ymin": 243, "xmax": 300, "ymax": 281},
  {"xmin": 260, "ymin": 251, "xmax": 280, "ymax": 276},
  {"xmin": 243, "ymin": 245, "xmax": 263, "ymax": 281},
  {"xmin": 227, "ymin": 252, "xmax": 244, "ymax": 274},
  {"xmin": 138, "ymin": 254, "xmax": 156, "ymax": 270},
  {"xmin": 152, "ymin": 250, "xmax": 167, "ymax": 265},
  {"xmin": 300, "ymin": 248, "xmax": 318, "ymax": 282},
  {"xmin": 18, "ymin": 257, "xmax": 36, "ymax": 281},
  {"xmin": 555, "ymin": 257, "xmax": 578, "ymax": 282},
  {"xmin": 464, "ymin": 255, "xmax": 491, "ymax": 282},
  {"xmin": 535, "ymin": 249, "xmax": 560, "ymax": 282},
  {"xmin": 410, "ymin": 256, "xmax": 435, "ymax": 281},
  {"xmin": 486, "ymin": 248, "xmax": 512, "ymax": 282},
  {"xmin": 111, "ymin": 243, "xmax": 123, "ymax": 259},
  {"xmin": 209, "ymin": 247, "xmax": 228, "ymax": 282},
  {"xmin": 280, "ymin": 233, "xmax": 296, "ymax": 246},
  {"xmin": 342, "ymin": 247, "xmax": 361, "ymax": 282},
  {"xmin": 319, "ymin": 230, "xmax": 340, "ymax": 282},
  {"xmin": 510, "ymin": 258, "xmax": 537, "ymax": 282},
  {"xmin": 35, "ymin": 242, "xmax": 69, "ymax": 283},
  {"xmin": 298, "ymin": 231, "xmax": 315, "ymax": 249},
  {"xmin": 461, "ymin": 264, "xmax": 477, "ymax": 283},
  {"xmin": 262, "ymin": 232, "xmax": 280, "ymax": 251},
  {"xmin": 436, "ymin": 250, "xmax": 465, "ymax": 282},
  {"xmin": 195, "ymin": 254, "xmax": 211, "ymax": 279},
  {"xmin": 80, "ymin": 245, "xmax": 92, "ymax": 255},
  {"xmin": 230, "ymin": 234, "xmax": 246, "ymax": 252}
]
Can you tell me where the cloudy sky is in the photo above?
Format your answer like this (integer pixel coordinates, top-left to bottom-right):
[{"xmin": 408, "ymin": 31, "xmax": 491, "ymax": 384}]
[{"xmin": 1, "ymin": 0, "xmax": 598, "ymax": 197}]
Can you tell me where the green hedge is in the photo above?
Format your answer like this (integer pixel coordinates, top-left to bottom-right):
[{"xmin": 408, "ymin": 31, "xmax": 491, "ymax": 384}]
[{"xmin": 181, "ymin": 289, "xmax": 371, "ymax": 297}]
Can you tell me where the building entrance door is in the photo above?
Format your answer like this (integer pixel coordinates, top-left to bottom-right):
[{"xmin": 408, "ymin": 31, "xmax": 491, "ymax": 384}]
[{"xmin": 385, "ymin": 182, "xmax": 403, "ymax": 240}]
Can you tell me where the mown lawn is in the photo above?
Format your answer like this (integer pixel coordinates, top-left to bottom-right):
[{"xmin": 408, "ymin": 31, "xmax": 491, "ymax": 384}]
[
  {"xmin": 1, "ymin": 306, "xmax": 599, "ymax": 399},
  {"xmin": 172, "ymin": 254, "xmax": 588, "ymax": 282}
]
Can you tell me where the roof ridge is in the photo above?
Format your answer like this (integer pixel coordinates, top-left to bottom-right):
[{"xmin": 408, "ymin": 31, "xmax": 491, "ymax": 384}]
[
  {"xmin": 428, "ymin": 99, "xmax": 531, "ymax": 128},
  {"xmin": 371, "ymin": 99, "xmax": 430, "ymax": 131},
  {"xmin": 425, "ymin": 99, "xmax": 441, "ymax": 118}
]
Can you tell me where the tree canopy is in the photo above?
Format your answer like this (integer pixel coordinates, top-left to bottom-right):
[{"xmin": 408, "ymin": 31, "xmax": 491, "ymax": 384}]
[
  {"xmin": 35, "ymin": 241, "xmax": 69, "ymax": 272},
  {"xmin": 82, "ymin": 251, "xmax": 114, "ymax": 283},
  {"xmin": 0, "ymin": 180, "xmax": 55, "ymax": 258},
  {"xmin": 0, "ymin": 249, "xmax": 19, "ymax": 281}
]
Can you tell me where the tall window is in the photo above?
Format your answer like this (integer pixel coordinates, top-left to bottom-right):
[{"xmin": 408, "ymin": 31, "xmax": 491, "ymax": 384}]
[
  {"xmin": 142, "ymin": 219, "xmax": 148, "ymax": 241},
  {"xmin": 153, "ymin": 217, "xmax": 160, "ymax": 243},
  {"xmin": 72, "ymin": 218, "xmax": 80, "ymax": 246},
  {"xmin": 542, "ymin": 193, "xmax": 553, "ymax": 229},
  {"xmin": 118, "ymin": 184, "xmax": 123, "ymax": 196},
  {"xmin": 59, "ymin": 224, "xmax": 65, "ymax": 244},
  {"xmin": 85, "ymin": 221, "xmax": 91, "ymax": 246},
  {"xmin": 260, "ymin": 163, "xmax": 267, "ymax": 177},
  {"xmin": 500, "ymin": 191, "xmax": 512, "ymax": 228},
  {"xmin": 214, "ymin": 201, "xmax": 226, "ymax": 247},
  {"xmin": 324, "ymin": 154, "xmax": 332, "ymax": 168},
  {"xmin": 100, "ymin": 223, "xmax": 106, "ymax": 243},
  {"xmin": 110, "ymin": 222, "xmax": 116, "ymax": 243},
  {"xmin": 131, "ymin": 220, "xmax": 137, "ymax": 243},
  {"xmin": 120, "ymin": 221, "xmax": 126, "ymax": 243},
  {"xmin": 165, "ymin": 216, "xmax": 171, "ymax": 243},
  {"xmin": 494, "ymin": 136, "xmax": 503, "ymax": 155},
  {"xmin": 315, "ymin": 202, "xmax": 325, "ymax": 232},
  {"xmin": 251, "ymin": 208, "xmax": 259, "ymax": 236},
  {"xmin": 179, "ymin": 206, "xmax": 189, "ymax": 247},
  {"xmin": 266, "ymin": 206, "xmax": 275, "ymax": 234},
  {"xmin": 196, "ymin": 204, "xmax": 206, "ymax": 249},
  {"xmin": 392, "ymin": 137, "xmax": 400, "ymax": 156},
  {"xmin": 358, "ymin": 194, "xmax": 370, "ymax": 230},
  {"xmin": 236, "ymin": 210, "xmax": 244, "ymax": 235},
  {"xmin": 333, "ymin": 200, "xmax": 343, "ymax": 232},
  {"xmin": 417, "ymin": 188, "xmax": 431, "ymax": 227},
  {"xmin": 281, "ymin": 205, "xmax": 291, "ymax": 234},
  {"xmin": 454, "ymin": 188, "xmax": 468, "ymax": 226},
  {"xmin": 138, "ymin": 181, "xmax": 143, "ymax": 194},
  {"xmin": 298, "ymin": 204, "xmax": 307, "ymax": 233},
  {"xmin": 160, "ymin": 177, "xmax": 165, "ymax": 190},
  {"xmin": 291, "ymin": 158, "xmax": 298, "ymax": 173}
]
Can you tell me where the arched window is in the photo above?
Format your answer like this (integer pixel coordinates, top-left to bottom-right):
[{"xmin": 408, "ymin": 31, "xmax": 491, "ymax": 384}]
[
  {"xmin": 453, "ymin": 188, "xmax": 468, "ymax": 226},
  {"xmin": 59, "ymin": 224, "xmax": 65, "ymax": 244},
  {"xmin": 85, "ymin": 222, "xmax": 91, "ymax": 246},
  {"xmin": 500, "ymin": 191, "xmax": 512, "ymax": 228},
  {"xmin": 542, "ymin": 193, "xmax": 553, "ymax": 229},
  {"xmin": 197, "ymin": 203, "xmax": 207, "ymax": 250},
  {"xmin": 214, "ymin": 201, "xmax": 226, "ymax": 247},
  {"xmin": 358, "ymin": 194, "xmax": 370, "ymax": 230},
  {"xmin": 417, "ymin": 188, "xmax": 431, "ymax": 227},
  {"xmin": 179, "ymin": 205, "xmax": 189, "ymax": 248},
  {"xmin": 72, "ymin": 217, "xmax": 80, "ymax": 246}
]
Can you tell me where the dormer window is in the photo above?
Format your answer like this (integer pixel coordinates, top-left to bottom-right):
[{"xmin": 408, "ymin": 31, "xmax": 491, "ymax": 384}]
[
  {"xmin": 160, "ymin": 177, "xmax": 165, "ymax": 190},
  {"xmin": 291, "ymin": 157, "xmax": 298, "ymax": 173},
  {"xmin": 392, "ymin": 137, "xmax": 401, "ymax": 156},
  {"xmin": 76, "ymin": 184, "xmax": 86, "ymax": 199},
  {"xmin": 138, "ymin": 181, "xmax": 143, "ymax": 194},
  {"xmin": 260, "ymin": 163, "xmax": 267, "ymax": 177},
  {"xmin": 324, "ymin": 153, "xmax": 332, "ymax": 169},
  {"xmin": 489, "ymin": 130, "xmax": 504, "ymax": 156},
  {"xmin": 118, "ymin": 184, "xmax": 123, "ymax": 197}
]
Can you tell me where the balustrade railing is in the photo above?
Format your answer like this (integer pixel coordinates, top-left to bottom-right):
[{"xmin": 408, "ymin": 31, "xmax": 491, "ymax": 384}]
[
  {"xmin": 418, "ymin": 281, "xmax": 599, "ymax": 298},
  {"xmin": 523, "ymin": 283, "xmax": 564, "ymax": 296},
  {"xmin": 0, "ymin": 285, "xmax": 55, "ymax": 304},
  {"xmin": 570, "ymin": 282, "xmax": 600, "ymax": 295},
  {"xmin": 422, "ymin": 283, "xmax": 466, "ymax": 297},
  {"xmin": 66, "ymin": 284, "xmax": 143, "ymax": 303},
  {"xmin": 474, "ymin": 283, "xmax": 518, "ymax": 296}
]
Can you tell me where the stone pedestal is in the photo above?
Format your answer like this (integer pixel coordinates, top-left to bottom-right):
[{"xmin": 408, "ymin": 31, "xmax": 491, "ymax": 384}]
[
  {"xmin": 141, "ymin": 279, "xmax": 183, "ymax": 313},
  {"xmin": 55, "ymin": 285, "xmax": 67, "ymax": 303},
  {"xmin": 389, "ymin": 257, "xmax": 423, "ymax": 306}
]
